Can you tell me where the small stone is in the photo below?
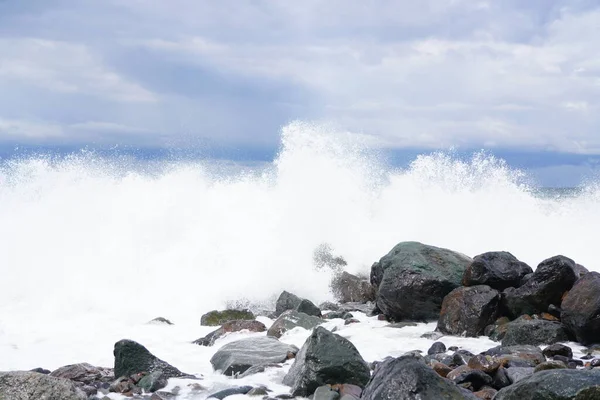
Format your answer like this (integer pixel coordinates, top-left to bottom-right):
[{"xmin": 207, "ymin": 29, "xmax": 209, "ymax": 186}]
[
  {"xmin": 474, "ymin": 387, "xmax": 497, "ymax": 400},
  {"xmin": 542, "ymin": 343, "xmax": 573, "ymax": 359},
  {"xmin": 468, "ymin": 354, "xmax": 500, "ymax": 374},
  {"xmin": 534, "ymin": 360, "xmax": 566, "ymax": 372},
  {"xmin": 344, "ymin": 318, "xmax": 360, "ymax": 325},
  {"xmin": 148, "ymin": 317, "xmax": 174, "ymax": 325},
  {"xmin": 246, "ymin": 387, "xmax": 270, "ymax": 396},
  {"xmin": 420, "ymin": 331, "xmax": 444, "ymax": 340},
  {"xmin": 313, "ymin": 385, "xmax": 340, "ymax": 400},
  {"xmin": 427, "ymin": 342, "xmax": 447, "ymax": 355},
  {"xmin": 432, "ymin": 362, "xmax": 453, "ymax": 378}
]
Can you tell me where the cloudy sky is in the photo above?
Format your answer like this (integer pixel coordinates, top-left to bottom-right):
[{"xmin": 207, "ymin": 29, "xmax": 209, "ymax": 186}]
[{"xmin": 0, "ymin": 1, "xmax": 599, "ymax": 184}]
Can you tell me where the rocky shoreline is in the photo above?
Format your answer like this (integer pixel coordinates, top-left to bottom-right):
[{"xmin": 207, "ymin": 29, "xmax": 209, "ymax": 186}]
[{"xmin": 2, "ymin": 241, "xmax": 600, "ymax": 399}]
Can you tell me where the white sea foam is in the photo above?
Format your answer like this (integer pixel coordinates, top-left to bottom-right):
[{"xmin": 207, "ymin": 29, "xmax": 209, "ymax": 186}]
[{"xmin": 0, "ymin": 122, "xmax": 598, "ymax": 396}]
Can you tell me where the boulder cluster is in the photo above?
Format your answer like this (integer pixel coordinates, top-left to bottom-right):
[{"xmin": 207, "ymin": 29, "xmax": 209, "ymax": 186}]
[{"xmin": 2, "ymin": 241, "xmax": 600, "ymax": 400}]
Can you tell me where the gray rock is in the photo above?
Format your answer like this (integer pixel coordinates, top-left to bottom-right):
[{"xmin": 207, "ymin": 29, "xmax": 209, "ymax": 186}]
[
  {"xmin": 138, "ymin": 371, "xmax": 168, "ymax": 392},
  {"xmin": 437, "ymin": 285, "xmax": 500, "ymax": 337},
  {"xmin": 561, "ymin": 272, "xmax": 600, "ymax": 345},
  {"xmin": 193, "ymin": 320, "xmax": 266, "ymax": 346},
  {"xmin": 50, "ymin": 363, "xmax": 114, "ymax": 385},
  {"xmin": 210, "ymin": 337, "xmax": 298, "ymax": 376},
  {"xmin": 267, "ymin": 310, "xmax": 323, "ymax": 338},
  {"xmin": 0, "ymin": 371, "xmax": 87, "ymax": 400},
  {"xmin": 313, "ymin": 385, "xmax": 340, "ymax": 400},
  {"xmin": 484, "ymin": 345, "xmax": 545, "ymax": 365},
  {"xmin": 338, "ymin": 302, "xmax": 376, "ymax": 314},
  {"xmin": 543, "ymin": 343, "xmax": 573, "ymax": 359},
  {"xmin": 495, "ymin": 369, "xmax": 600, "ymax": 399},
  {"xmin": 275, "ymin": 291, "xmax": 321, "ymax": 318},
  {"xmin": 421, "ymin": 331, "xmax": 445, "ymax": 340},
  {"xmin": 427, "ymin": 342, "xmax": 447, "ymax": 355},
  {"xmin": 361, "ymin": 355, "xmax": 473, "ymax": 400},
  {"xmin": 462, "ymin": 252, "xmax": 532, "ymax": 290},
  {"xmin": 207, "ymin": 386, "xmax": 253, "ymax": 399},
  {"xmin": 502, "ymin": 255, "xmax": 578, "ymax": 319},
  {"xmin": 501, "ymin": 319, "xmax": 570, "ymax": 346},
  {"xmin": 505, "ymin": 367, "xmax": 534, "ymax": 383},
  {"xmin": 113, "ymin": 339, "xmax": 189, "ymax": 379},
  {"xmin": 330, "ymin": 272, "xmax": 375, "ymax": 303},
  {"xmin": 283, "ymin": 327, "xmax": 370, "ymax": 397},
  {"xmin": 370, "ymin": 241, "xmax": 472, "ymax": 321}
]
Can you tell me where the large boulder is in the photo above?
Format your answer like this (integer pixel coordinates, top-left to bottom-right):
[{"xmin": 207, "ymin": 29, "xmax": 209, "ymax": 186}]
[
  {"xmin": 561, "ymin": 272, "xmax": 600, "ymax": 345},
  {"xmin": 437, "ymin": 285, "xmax": 500, "ymax": 337},
  {"xmin": 193, "ymin": 320, "xmax": 266, "ymax": 346},
  {"xmin": 0, "ymin": 371, "xmax": 87, "ymax": 400},
  {"xmin": 462, "ymin": 252, "xmax": 532, "ymax": 290},
  {"xmin": 210, "ymin": 336, "xmax": 298, "ymax": 376},
  {"xmin": 330, "ymin": 272, "xmax": 375, "ymax": 303},
  {"xmin": 501, "ymin": 319, "xmax": 570, "ymax": 347},
  {"xmin": 283, "ymin": 327, "xmax": 370, "ymax": 397},
  {"xmin": 370, "ymin": 242, "xmax": 472, "ymax": 321},
  {"xmin": 267, "ymin": 310, "xmax": 323, "ymax": 338},
  {"xmin": 113, "ymin": 339, "xmax": 188, "ymax": 379},
  {"xmin": 200, "ymin": 309, "xmax": 254, "ymax": 326},
  {"xmin": 494, "ymin": 369, "xmax": 600, "ymax": 399},
  {"xmin": 275, "ymin": 291, "xmax": 322, "ymax": 317},
  {"xmin": 361, "ymin": 356, "xmax": 474, "ymax": 400},
  {"xmin": 502, "ymin": 256, "xmax": 578, "ymax": 318}
]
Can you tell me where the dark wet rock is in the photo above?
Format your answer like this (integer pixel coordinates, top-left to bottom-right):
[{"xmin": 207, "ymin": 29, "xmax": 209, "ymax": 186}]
[
  {"xmin": 463, "ymin": 252, "xmax": 533, "ymax": 290},
  {"xmin": 211, "ymin": 336, "xmax": 298, "ymax": 376},
  {"xmin": 449, "ymin": 368, "xmax": 493, "ymax": 391},
  {"xmin": 370, "ymin": 241, "xmax": 472, "ymax": 321},
  {"xmin": 573, "ymin": 264, "xmax": 590, "ymax": 279},
  {"xmin": 138, "ymin": 371, "xmax": 168, "ymax": 392},
  {"xmin": 275, "ymin": 291, "xmax": 321, "ymax": 318},
  {"xmin": 468, "ymin": 355, "xmax": 501, "ymax": 374},
  {"xmin": 437, "ymin": 285, "xmax": 500, "ymax": 337},
  {"xmin": 495, "ymin": 369, "xmax": 600, "ymax": 399},
  {"xmin": 283, "ymin": 327, "xmax": 370, "ymax": 397},
  {"xmin": 236, "ymin": 363, "xmax": 281, "ymax": 379},
  {"xmin": 148, "ymin": 317, "xmax": 174, "ymax": 325},
  {"xmin": 0, "ymin": 371, "xmax": 87, "ymax": 400},
  {"xmin": 207, "ymin": 385, "xmax": 253, "ymax": 399},
  {"xmin": 501, "ymin": 319, "xmax": 570, "ymax": 346},
  {"xmin": 484, "ymin": 345, "xmax": 545, "ymax": 366},
  {"xmin": 193, "ymin": 320, "xmax": 267, "ymax": 346},
  {"xmin": 534, "ymin": 360, "xmax": 567, "ymax": 372},
  {"xmin": 505, "ymin": 367, "xmax": 534, "ymax": 383},
  {"xmin": 427, "ymin": 342, "xmax": 447, "ymax": 355},
  {"xmin": 543, "ymin": 343, "xmax": 573, "ymax": 359},
  {"xmin": 453, "ymin": 350, "xmax": 475, "ymax": 366},
  {"xmin": 325, "ymin": 311, "xmax": 354, "ymax": 320},
  {"xmin": 502, "ymin": 255, "xmax": 578, "ymax": 318},
  {"xmin": 485, "ymin": 316, "xmax": 511, "ymax": 341},
  {"xmin": 200, "ymin": 309, "xmax": 255, "ymax": 326},
  {"xmin": 320, "ymin": 301, "xmax": 340, "ymax": 311},
  {"xmin": 361, "ymin": 355, "xmax": 473, "ymax": 400},
  {"xmin": 30, "ymin": 367, "xmax": 51, "ymax": 374},
  {"xmin": 548, "ymin": 304, "xmax": 562, "ymax": 318},
  {"xmin": 432, "ymin": 362, "xmax": 453, "ymax": 378},
  {"xmin": 113, "ymin": 339, "xmax": 188, "ymax": 380},
  {"xmin": 561, "ymin": 272, "xmax": 600, "ymax": 345},
  {"xmin": 50, "ymin": 363, "xmax": 114, "ymax": 386},
  {"xmin": 313, "ymin": 385, "xmax": 340, "ymax": 400},
  {"xmin": 267, "ymin": 310, "xmax": 323, "ymax": 338},
  {"xmin": 330, "ymin": 271, "xmax": 375, "ymax": 303}
]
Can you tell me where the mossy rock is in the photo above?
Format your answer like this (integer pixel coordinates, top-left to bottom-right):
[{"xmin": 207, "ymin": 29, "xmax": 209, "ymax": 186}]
[{"xmin": 201, "ymin": 309, "xmax": 255, "ymax": 326}]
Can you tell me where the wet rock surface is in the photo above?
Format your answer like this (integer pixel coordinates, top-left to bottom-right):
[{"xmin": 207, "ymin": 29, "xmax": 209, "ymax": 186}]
[
  {"xmin": 0, "ymin": 371, "xmax": 87, "ymax": 400},
  {"xmin": 267, "ymin": 310, "xmax": 323, "ymax": 338},
  {"xmin": 462, "ymin": 252, "xmax": 532, "ymax": 290},
  {"xmin": 437, "ymin": 285, "xmax": 500, "ymax": 337}
]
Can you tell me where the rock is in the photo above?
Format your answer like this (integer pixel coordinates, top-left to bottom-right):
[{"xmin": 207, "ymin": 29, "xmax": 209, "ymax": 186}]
[
  {"xmin": 0, "ymin": 371, "xmax": 87, "ymax": 400},
  {"xmin": 247, "ymin": 387, "xmax": 270, "ymax": 396},
  {"xmin": 210, "ymin": 336, "xmax": 298, "ymax": 376},
  {"xmin": 370, "ymin": 242, "xmax": 472, "ymax": 321},
  {"xmin": 484, "ymin": 345, "xmax": 545, "ymax": 366},
  {"xmin": 492, "ymin": 367, "xmax": 511, "ymax": 390},
  {"xmin": 561, "ymin": 272, "xmax": 600, "ymax": 345},
  {"xmin": 236, "ymin": 363, "xmax": 281, "ymax": 378},
  {"xmin": 432, "ymin": 362, "xmax": 453, "ymax": 378},
  {"xmin": 193, "ymin": 320, "xmax": 267, "ymax": 346},
  {"xmin": 313, "ymin": 385, "xmax": 340, "ymax": 400},
  {"xmin": 338, "ymin": 301, "xmax": 376, "ymax": 314},
  {"xmin": 534, "ymin": 360, "xmax": 567, "ymax": 372},
  {"xmin": 505, "ymin": 367, "xmax": 534, "ymax": 383},
  {"xmin": 468, "ymin": 355, "xmax": 501, "ymax": 374},
  {"xmin": 449, "ymin": 368, "xmax": 493, "ymax": 391},
  {"xmin": 463, "ymin": 252, "xmax": 533, "ymax": 290},
  {"xmin": 473, "ymin": 387, "xmax": 497, "ymax": 400},
  {"xmin": 386, "ymin": 321, "xmax": 418, "ymax": 328},
  {"xmin": 501, "ymin": 319, "xmax": 570, "ymax": 346},
  {"xmin": 283, "ymin": 327, "xmax": 370, "ymax": 397},
  {"xmin": 543, "ymin": 343, "xmax": 573, "ymax": 359},
  {"xmin": 325, "ymin": 311, "xmax": 354, "ymax": 320},
  {"xmin": 330, "ymin": 272, "xmax": 375, "ymax": 303},
  {"xmin": 344, "ymin": 318, "xmax": 360, "ymax": 325},
  {"xmin": 361, "ymin": 355, "xmax": 473, "ymax": 400},
  {"xmin": 267, "ymin": 310, "xmax": 323, "ymax": 338},
  {"xmin": 148, "ymin": 317, "xmax": 174, "ymax": 325},
  {"xmin": 50, "ymin": 363, "xmax": 114, "ymax": 385},
  {"xmin": 437, "ymin": 285, "xmax": 500, "ymax": 337},
  {"xmin": 502, "ymin": 255, "xmax": 578, "ymax": 318},
  {"xmin": 30, "ymin": 367, "xmax": 51, "ymax": 374},
  {"xmin": 207, "ymin": 386, "xmax": 253, "ymax": 399},
  {"xmin": 485, "ymin": 316, "xmax": 511, "ymax": 341},
  {"xmin": 138, "ymin": 371, "xmax": 168, "ymax": 392},
  {"xmin": 573, "ymin": 264, "xmax": 590, "ymax": 279},
  {"xmin": 113, "ymin": 339, "xmax": 188, "ymax": 379},
  {"xmin": 494, "ymin": 369, "xmax": 600, "ymax": 399},
  {"xmin": 421, "ymin": 331, "xmax": 445, "ymax": 340},
  {"xmin": 275, "ymin": 291, "xmax": 322, "ymax": 317},
  {"xmin": 453, "ymin": 350, "xmax": 475, "ymax": 366},
  {"xmin": 320, "ymin": 301, "xmax": 340, "ymax": 311},
  {"xmin": 200, "ymin": 309, "xmax": 255, "ymax": 326},
  {"xmin": 427, "ymin": 342, "xmax": 447, "ymax": 355}
]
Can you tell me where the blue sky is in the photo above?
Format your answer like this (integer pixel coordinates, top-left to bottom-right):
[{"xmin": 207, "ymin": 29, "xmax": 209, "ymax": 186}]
[{"xmin": 0, "ymin": 1, "xmax": 599, "ymax": 185}]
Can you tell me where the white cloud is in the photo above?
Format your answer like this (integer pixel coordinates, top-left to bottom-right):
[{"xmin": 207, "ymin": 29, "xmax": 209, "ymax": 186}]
[
  {"xmin": 0, "ymin": 39, "xmax": 157, "ymax": 103},
  {"xmin": 0, "ymin": 118, "xmax": 64, "ymax": 139}
]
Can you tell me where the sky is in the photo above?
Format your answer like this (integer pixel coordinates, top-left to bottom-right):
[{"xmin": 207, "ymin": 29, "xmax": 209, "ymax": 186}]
[{"xmin": 0, "ymin": 1, "xmax": 599, "ymax": 185}]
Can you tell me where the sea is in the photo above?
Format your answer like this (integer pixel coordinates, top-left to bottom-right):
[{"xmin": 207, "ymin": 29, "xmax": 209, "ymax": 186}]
[{"xmin": 0, "ymin": 123, "xmax": 598, "ymax": 398}]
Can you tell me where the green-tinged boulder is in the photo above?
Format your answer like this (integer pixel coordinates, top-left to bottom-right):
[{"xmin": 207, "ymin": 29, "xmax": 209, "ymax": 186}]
[
  {"xmin": 200, "ymin": 309, "xmax": 255, "ymax": 326},
  {"xmin": 113, "ymin": 339, "xmax": 189, "ymax": 379},
  {"xmin": 370, "ymin": 242, "xmax": 472, "ymax": 321}
]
